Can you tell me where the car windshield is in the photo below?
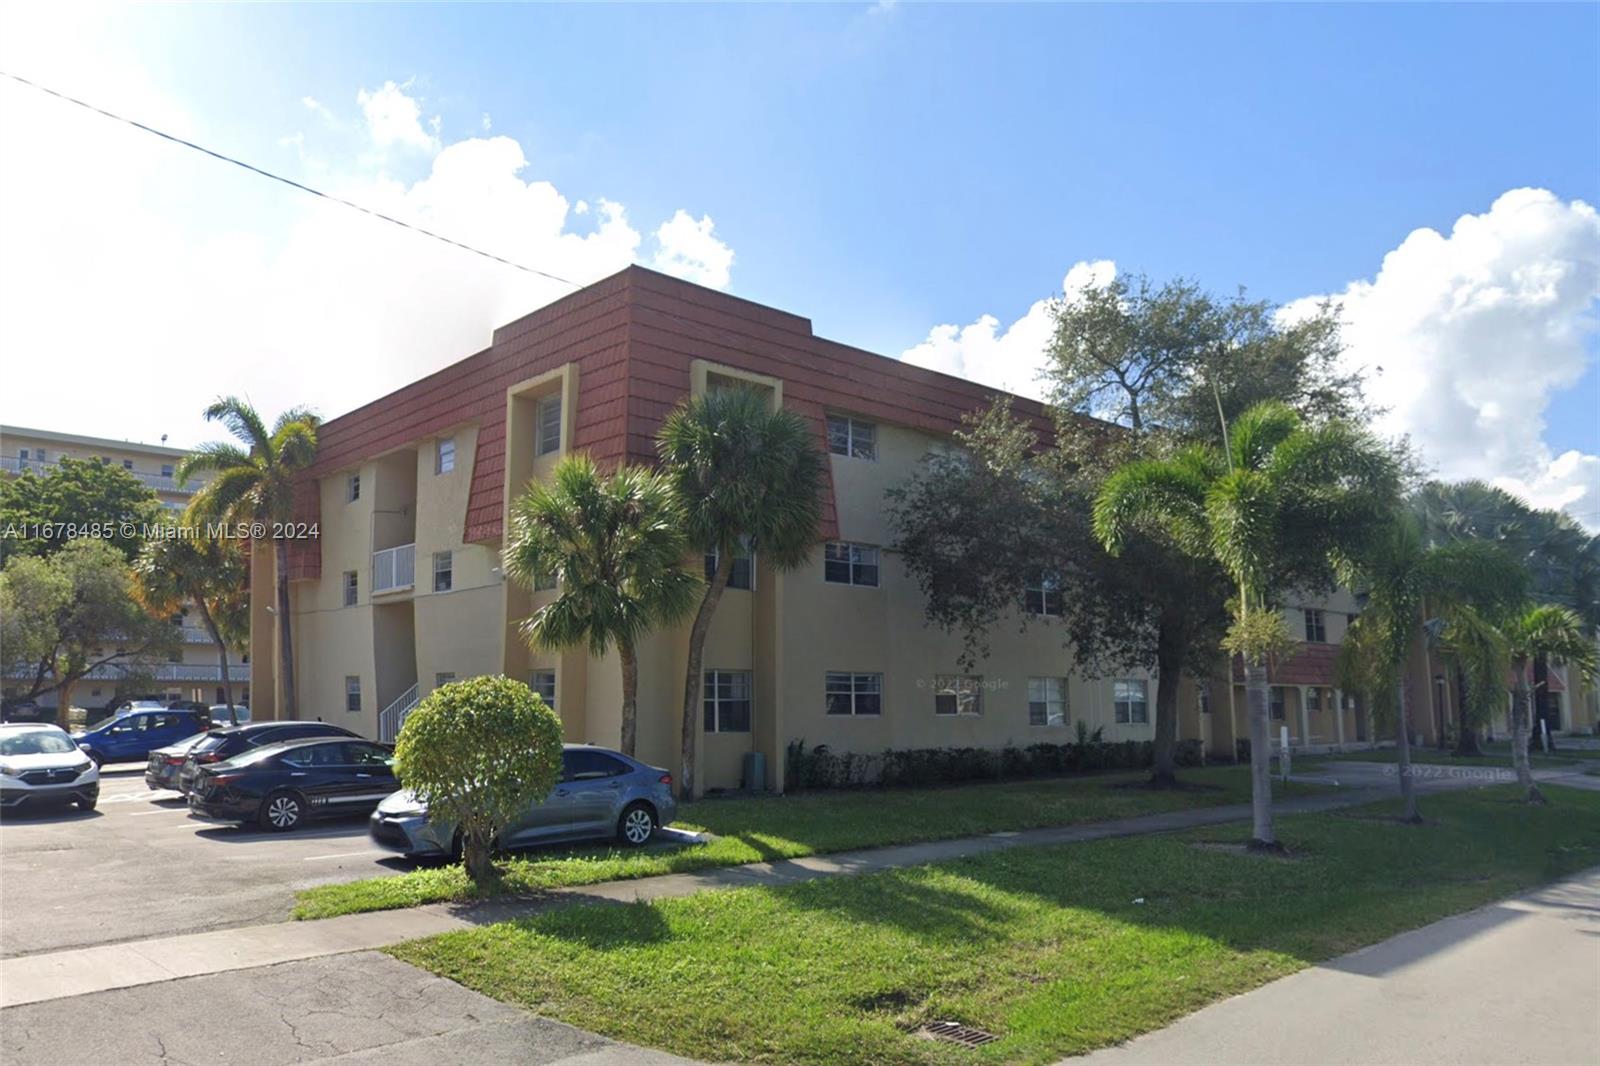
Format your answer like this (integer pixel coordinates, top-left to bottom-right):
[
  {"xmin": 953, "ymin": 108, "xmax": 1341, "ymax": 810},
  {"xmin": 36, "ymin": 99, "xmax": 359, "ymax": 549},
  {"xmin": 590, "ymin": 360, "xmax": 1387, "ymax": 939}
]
[{"xmin": 0, "ymin": 730, "xmax": 78, "ymax": 756}]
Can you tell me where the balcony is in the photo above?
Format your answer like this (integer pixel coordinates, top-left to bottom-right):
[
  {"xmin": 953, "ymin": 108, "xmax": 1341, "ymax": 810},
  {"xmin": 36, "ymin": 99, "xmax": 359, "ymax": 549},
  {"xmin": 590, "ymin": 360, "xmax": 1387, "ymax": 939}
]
[
  {"xmin": 373, "ymin": 543, "xmax": 416, "ymax": 594},
  {"xmin": 1, "ymin": 455, "xmax": 193, "ymax": 494},
  {"xmin": 1, "ymin": 661, "xmax": 239, "ymax": 682}
]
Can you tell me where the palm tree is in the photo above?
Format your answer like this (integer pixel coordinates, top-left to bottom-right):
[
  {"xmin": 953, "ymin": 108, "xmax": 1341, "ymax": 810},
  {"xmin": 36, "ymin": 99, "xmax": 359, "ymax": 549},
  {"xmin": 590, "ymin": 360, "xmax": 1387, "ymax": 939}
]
[
  {"xmin": 1094, "ymin": 402, "xmax": 1397, "ymax": 849},
  {"xmin": 656, "ymin": 388, "xmax": 825, "ymax": 796},
  {"xmin": 505, "ymin": 455, "xmax": 700, "ymax": 756},
  {"xmin": 1503, "ymin": 604, "xmax": 1598, "ymax": 804},
  {"xmin": 1335, "ymin": 517, "xmax": 1524, "ymax": 821},
  {"xmin": 177, "ymin": 398, "xmax": 319, "ymax": 719},
  {"xmin": 131, "ymin": 532, "xmax": 251, "ymax": 722}
]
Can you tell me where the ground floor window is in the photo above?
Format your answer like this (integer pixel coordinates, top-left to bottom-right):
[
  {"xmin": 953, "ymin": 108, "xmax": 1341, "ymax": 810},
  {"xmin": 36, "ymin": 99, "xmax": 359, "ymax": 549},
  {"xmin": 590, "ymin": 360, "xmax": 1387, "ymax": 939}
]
[
  {"xmin": 1307, "ymin": 687, "xmax": 1325, "ymax": 713},
  {"xmin": 1113, "ymin": 679, "xmax": 1148, "ymax": 724},
  {"xmin": 435, "ymin": 672, "xmax": 456, "ymax": 689},
  {"xmin": 825, "ymin": 672, "xmax": 882, "ymax": 716},
  {"xmin": 1270, "ymin": 687, "xmax": 1287, "ymax": 720},
  {"xmin": 703, "ymin": 670, "xmax": 751, "ymax": 733},
  {"xmin": 531, "ymin": 670, "xmax": 556, "ymax": 709},
  {"xmin": 1028, "ymin": 677, "xmax": 1067, "ymax": 726},
  {"xmin": 934, "ymin": 675, "xmax": 983, "ymax": 717}
]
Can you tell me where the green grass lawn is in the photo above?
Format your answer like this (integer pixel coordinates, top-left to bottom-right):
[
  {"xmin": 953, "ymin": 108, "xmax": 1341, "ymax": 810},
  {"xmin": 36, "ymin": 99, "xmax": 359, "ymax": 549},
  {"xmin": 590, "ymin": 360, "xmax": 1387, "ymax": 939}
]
[
  {"xmin": 391, "ymin": 786, "xmax": 1600, "ymax": 1066},
  {"xmin": 1303, "ymin": 745, "xmax": 1585, "ymax": 769},
  {"xmin": 295, "ymin": 766, "xmax": 1328, "ymax": 919}
]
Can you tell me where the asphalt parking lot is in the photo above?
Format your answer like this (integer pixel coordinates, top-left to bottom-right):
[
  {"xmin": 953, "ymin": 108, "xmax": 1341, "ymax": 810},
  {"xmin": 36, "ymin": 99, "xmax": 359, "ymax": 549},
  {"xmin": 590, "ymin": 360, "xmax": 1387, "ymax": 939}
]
[{"xmin": 0, "ymin": 764, "xmax": 413, "ymax": 958}]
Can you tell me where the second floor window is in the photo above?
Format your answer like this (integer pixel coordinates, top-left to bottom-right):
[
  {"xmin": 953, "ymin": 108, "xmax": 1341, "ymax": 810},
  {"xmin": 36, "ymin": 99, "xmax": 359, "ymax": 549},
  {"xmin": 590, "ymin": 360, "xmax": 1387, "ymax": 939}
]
[
  {"xmin": 1113, "ymin": 679, "xmax": 1149, "ymax": 725},
  {"xmin": 436, "ymin": 437, "xmax": 455, "ymax": 474},
  {"xmin": 1303, "ymin": 608, "xmax": 1326, "ymax": 643},
  {"xmin": 533, "ymin": 569, "xmax": 558, "ymax": 592},
  {"xmin": 161, "ymin": 464, "xmax": 174, "ymax": 478},
  {"xmin": 347, "ymin": 473, "xmax": 361, "ymax": 502},
  {"xmin": 432, "ymin": 551, "xmax": 453, "ymax": 593},
  {"xmin": 824, "ymin": 541, "xmax": 879, "ymax": 587},
  {"xmin": 826, "ymin": 415, "xmax": 877, "ymax": 460},
  {"xmin": 705, "ymin": 539, "xmax": 753, "ymax": 590},
  {"xmin": 343, "ymin": 570, "xmax": 358, "ymax": 607},
  {"xmin": 1025, "ymin": 573, "xmax": 1063, "ymax": 617},
  {"xmin": 345, "ymin": 676, "xmax": 362, "ymax": 712},
  {"xmin": 536, "ymin": 393, "xmax": 562, "ymax": 456},
  {"xmin": 531, "ymin": 669, "xmax": 556, "ymax": 709}
]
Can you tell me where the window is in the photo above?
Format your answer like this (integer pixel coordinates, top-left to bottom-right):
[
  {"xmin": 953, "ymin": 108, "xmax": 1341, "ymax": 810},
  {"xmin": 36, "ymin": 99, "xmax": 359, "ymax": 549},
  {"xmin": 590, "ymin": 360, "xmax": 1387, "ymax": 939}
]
[
  {"xmin": 1028, "ymin": 677, "xmax": 1067, "ymax": 726},
  {"xmin": 345, "ymin": 676, "xmax": 362, "ymax": 713},
  {"xmin": 1270, "ymin": 688, "xmax": 1286, "ymax": 720},
  {"xmin": 435, "ymin": 672, "xmax": 456, "ymax": 689},
  {"xmin": 531, "ymin": 670, "xmax": 556, "ymax": 709},
  {"xmin": 704, "ymin": 539, "xmax": 753, "ymax": 590},
  {"xmin": 18, "ymin": 449, "xmax": 28, "ymax": 461},
  {"xmin": 343, "ymin": 570, "xmax": 358, "ymax": 607},
  {"xmin": 825, "ymin": 672, "xmax": 882, "ymax": 716},
  {"xmin": 1303, "ymin": 608, "xmax": 1327, "ymax": 643},
  {"xmin": 435, "ymin": 437, "xmax": 456, "ymax": 474},
  {"xmin": 432, "ymin": 550, "xmax": 453, "ymax": 592},
  {"xmin": 1198, "ymin": 684, "xmax": 1212, "ymax": 714},
  {"xmin": 122, "ymin": 459, "xmax": 134, "ymax": 470},
  {"xmin": 703, "ymin": 670, "xmax": 752, "ymax": 733},
  {"xmin": 1307, "ymin": 687, "xmax": 1324, "ymax": 713},
  {"xmin": 161, "ymin": 464, "xmax": 174, "ymax": 478},
  {"xmin": 826, "ymin": 415, "xmax": 877, "ymax": 460},
  {"xmin": 34, "ymin": 449, "xmax": 45, "ymax": 462},
  {"xmin": 533, "ymin": 569, "xmax": 558, "ymax": 592},
  {"xmin": 1113, "ymin": 679, "xmax": 1149, "ymax": 725},
  {"xmin": 536, "ymin": 393, "xmax": 562, "ymax": 456},
  {"xmin": 563, "ymin": 749, "xmax": 629, "ymax": 780},
  {"xmin": 1024, "ymin": 573, "xmax": 1064, "ymax": 617},
  {"xmin": 346, "ymin": 742, "xmax": 392, "ymax": 766},
  {"xmin": 934, "ymin": 675, "xmax": 984, "ymax": 716},
  {"xmin": 823, "ymin": 541, "xmax": 879, "ymax": 587},
  {"xmin": 346, "ymin": 473, "xmax": 361, "ymax": 502}
]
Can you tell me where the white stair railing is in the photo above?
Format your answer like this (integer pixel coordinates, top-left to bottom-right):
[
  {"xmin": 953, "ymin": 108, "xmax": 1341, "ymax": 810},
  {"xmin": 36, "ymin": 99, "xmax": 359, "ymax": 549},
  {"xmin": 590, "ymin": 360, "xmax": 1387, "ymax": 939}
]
[{"xmin": 378, "ymin": 682, "xmax": 420, "ymax": 743}]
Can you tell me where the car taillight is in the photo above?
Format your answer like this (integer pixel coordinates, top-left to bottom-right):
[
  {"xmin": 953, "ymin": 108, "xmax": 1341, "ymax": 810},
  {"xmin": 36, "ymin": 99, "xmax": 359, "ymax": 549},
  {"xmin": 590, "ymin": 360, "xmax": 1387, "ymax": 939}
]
[
  {"xmin": 207, "ymin": 773, "xmax": 244, "ymax": 788},
  {"xmin": 165, "ymin": 755, "xmax": 186, "ymax": 766},
  {"xmin": 196, "ymin": 752, "xmax": 222, "ymax": 763},
  {"xmin": 659, "ymin": 773, "xmax": 673, "ymax": 786}
]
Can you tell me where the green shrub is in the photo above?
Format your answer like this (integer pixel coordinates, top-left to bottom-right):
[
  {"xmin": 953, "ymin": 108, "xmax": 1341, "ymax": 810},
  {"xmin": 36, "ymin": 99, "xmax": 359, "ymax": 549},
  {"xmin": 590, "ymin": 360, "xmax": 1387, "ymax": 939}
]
[{"xmin": 394, "ymin": 675, "xmax": 563, "ymax": 881}]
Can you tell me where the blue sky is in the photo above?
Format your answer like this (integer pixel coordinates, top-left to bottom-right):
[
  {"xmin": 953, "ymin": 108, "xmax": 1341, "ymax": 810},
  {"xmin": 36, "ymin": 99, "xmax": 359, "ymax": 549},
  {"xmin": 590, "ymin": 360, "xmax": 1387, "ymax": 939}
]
[{"xmin": 1, "ymin": 2, "xmax": 1596, "ymax": 520}]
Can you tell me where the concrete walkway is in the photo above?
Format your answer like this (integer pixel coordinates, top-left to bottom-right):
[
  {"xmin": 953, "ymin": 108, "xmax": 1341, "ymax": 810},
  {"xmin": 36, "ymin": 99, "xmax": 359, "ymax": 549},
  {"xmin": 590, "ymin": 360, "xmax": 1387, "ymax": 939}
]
[
  {"xmin": 1, "ymin": 764, "xmax": 1587, "ymax": 1011},
  {"xmin": 1067, "ymin": 864, "xmax": 1600, "ymax": 1065}
]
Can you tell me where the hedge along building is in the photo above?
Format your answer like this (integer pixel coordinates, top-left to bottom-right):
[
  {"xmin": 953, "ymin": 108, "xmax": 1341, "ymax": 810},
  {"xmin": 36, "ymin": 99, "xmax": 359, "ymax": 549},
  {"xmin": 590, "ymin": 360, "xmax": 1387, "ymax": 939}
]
[{"xmin": 249, "ymin": 265, "xmax": 1389, "ymax": 794}]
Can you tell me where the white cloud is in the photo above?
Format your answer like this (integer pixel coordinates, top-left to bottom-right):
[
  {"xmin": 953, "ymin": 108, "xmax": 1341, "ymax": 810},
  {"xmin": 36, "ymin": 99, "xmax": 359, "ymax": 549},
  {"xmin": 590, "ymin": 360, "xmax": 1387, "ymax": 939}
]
[
  {"xmin": 0, "ymin": 72, "xmax": 737, "ymax": 447},
  {"xmin": 899, "ymin": 259, "xmax": 1114, "ymax": 399},
  {"xmin": 1284, "ymin": 188, "xmax": 1600, "ymax": 527},
  {"xmin": 356, "ymin": 80, "xmax": 439, "ymax": 154},
  {"xmin": 301, "ymin": 95, "xmax": 336, "ymax": 125},
  {"xmin": 651, "ymin": 210, "xmax": 735, "ymax": 289}
]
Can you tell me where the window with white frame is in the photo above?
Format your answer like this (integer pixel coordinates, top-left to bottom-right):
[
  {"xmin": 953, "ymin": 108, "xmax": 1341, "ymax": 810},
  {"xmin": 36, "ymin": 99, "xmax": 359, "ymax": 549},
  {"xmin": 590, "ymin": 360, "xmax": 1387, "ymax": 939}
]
[
  {"xmin": 1024, "ymin": 573, "xmax": 1064, "ymax": 617},
  {"xmin": 346, "ymin": 473, "xmax": 361, "ymax": 503},
  {"xmin": 1306, "ymin": 686, "xmax": 1324, "ymax": 712},
  {"xmin": 826, "ymin": 415, "xmax": 877, "ymax": 461},
  {"xmin": 345, "ymin": 676, "xmax": 361, "ymax": 712},
  {"xmin": 435, "ymin": 672, "xmax": 456, "ymax": 689},
  {"xmin": 432, "ymin": 551, "xmax": 453, "ymax": 592},
  {"xmin": 161, "ymin": 463, "xmax": 174, "ymax": 478},
  {"xmin": 934, "ymin": 675, "xmax": 983, "ymax": 716},
  {"xmin": 342, "ymin": 570, "xmax": 358, "ymax": 607},
  {"xmin": 535, "ymin": 393, "xmax": 562, "ymax": 456},
  {"xmin": 1028, "ymin": 677, "xmax": 1067, "ymax": 726},
  {"xmin": 825, "ymin": 672, "xmax": 882, "ymax": 716},
  {"xmin": 823, "ymin": 541, "xmax": 879, "ymax": 586},
  {"xmin": 704, "ymin": 539, "xmax": 753, "ymax": 590},
  {"xmin": 1303, "ymin": 608, "xmax": 1327, "ymax": 643},
  {"xmin": 1113, "ymin": 679, "xmax": 1148, "ymax": 724},
  {"xmin": 435, "ymin": 437, "xmax": 456, "ymax": 474},
  {"xmin": 531, "ymin": 670, "xmax": 556, "ymax": 709},
  {"xmin": 703, "ymin": 670, "xmax": 752, "ymax": 733}
]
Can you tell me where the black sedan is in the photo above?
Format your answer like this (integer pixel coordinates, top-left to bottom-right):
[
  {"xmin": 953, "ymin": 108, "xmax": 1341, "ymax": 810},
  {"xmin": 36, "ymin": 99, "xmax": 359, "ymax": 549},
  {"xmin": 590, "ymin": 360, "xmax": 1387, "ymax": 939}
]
[
  {"xmin": 177, "ymin": 721, "xmax": 358, "ymax": 796},
  {"xmin": 187, "ymin": 738, "xmax": 396, "ymax": 831}
]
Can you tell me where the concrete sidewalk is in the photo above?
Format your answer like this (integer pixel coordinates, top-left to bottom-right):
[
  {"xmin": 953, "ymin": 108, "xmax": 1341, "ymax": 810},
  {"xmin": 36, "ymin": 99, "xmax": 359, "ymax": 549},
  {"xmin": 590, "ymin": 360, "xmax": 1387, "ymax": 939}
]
[
  {"xmin": 1067, "ymin": 864, "xmax": 1600, "ymax": 1066},
  {"xmin": 2, "ymin": 764, "xmax": 1586, "ymax": 1010}
]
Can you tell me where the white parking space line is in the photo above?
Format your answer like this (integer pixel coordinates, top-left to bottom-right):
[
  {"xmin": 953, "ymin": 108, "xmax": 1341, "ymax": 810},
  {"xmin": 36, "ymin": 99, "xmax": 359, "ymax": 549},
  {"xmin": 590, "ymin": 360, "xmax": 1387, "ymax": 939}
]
[
  {"xmin": 127, "ymin": 807, "xmax": 189, "ymax": 816},
  {"xmin": 302, "ymin": 850, "xmax": 384, "ymax": 861}
]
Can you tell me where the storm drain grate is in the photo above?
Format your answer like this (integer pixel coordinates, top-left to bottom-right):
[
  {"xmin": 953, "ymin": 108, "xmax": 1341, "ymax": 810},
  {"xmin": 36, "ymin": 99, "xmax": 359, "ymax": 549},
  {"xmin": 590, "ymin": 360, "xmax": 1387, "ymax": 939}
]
[{"xmin": 913, "ymin": 1021, "xmax": 1001, "ymax": 1048}]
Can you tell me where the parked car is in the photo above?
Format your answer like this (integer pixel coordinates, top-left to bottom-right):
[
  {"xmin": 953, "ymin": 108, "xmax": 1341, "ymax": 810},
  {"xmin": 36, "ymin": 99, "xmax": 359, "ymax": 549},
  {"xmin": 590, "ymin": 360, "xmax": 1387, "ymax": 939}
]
[
  {"xmin": 207, "ymin": 704, "xmax": 252, "ymax": 727},
  {"xmin": 144, "ymin": 733, "xmax": 214, "ymax": 792},
  {"xmin": 84, "ymin": 697, "xmax": 166, "ymax": 728},
  {"xmin": 0, "ymin": 724, "xmax": 100, "ymax": 811},
  {"xmin": 73, "ymin": 708, "xmax": 212, "ymax": 766},
  {"xmin": 370, "ymin": 745, "xmax": 676, "ymax": 859},
  {"xmin": 187, "ymin": 738, "xmax": 397, "ymax": 831},
  {"xmin": 0, "ymin": 699, "xmax": 47, "ymax": 724},
  {"xmin": 176, "ymin": 721, "xmax": 358, "ymax": 796}
]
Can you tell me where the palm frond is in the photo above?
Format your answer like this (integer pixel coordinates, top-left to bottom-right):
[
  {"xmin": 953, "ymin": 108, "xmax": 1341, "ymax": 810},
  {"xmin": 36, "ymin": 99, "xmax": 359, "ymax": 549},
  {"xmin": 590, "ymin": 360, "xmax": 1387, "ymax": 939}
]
[{"xmin": 203, "ymin": 396, "xmax": 272, "ymax": 454}]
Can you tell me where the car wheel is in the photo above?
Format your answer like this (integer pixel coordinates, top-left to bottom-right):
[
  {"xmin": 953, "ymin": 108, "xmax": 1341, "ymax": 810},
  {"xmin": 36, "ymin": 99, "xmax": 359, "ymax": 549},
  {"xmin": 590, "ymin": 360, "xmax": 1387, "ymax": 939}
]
[
  {"xmin": 260, "ymin": 790, "xmax": 305, "ymax": 832},
  {"xmin": 76, "ymin": 795, "xmax": 97, "ymax": 812},
  {"xmin": 618, "ymin": 802, "xmax": 657, "ymax": 847}
]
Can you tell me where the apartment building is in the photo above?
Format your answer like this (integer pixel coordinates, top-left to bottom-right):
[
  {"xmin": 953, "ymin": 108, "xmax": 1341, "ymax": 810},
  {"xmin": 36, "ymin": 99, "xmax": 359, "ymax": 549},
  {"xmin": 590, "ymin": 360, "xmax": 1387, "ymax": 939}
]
[{"xmin": 0, "ymin": 425, "xmax": 248, "ymax": 709}]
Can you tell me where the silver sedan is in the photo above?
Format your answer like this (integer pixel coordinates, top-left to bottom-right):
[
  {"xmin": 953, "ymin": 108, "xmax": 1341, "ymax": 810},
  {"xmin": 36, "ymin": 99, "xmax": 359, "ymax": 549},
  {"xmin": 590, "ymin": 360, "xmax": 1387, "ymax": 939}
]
[{"xmin": 369, "ymin": 744, "xmax": 678, "ymax": 858}]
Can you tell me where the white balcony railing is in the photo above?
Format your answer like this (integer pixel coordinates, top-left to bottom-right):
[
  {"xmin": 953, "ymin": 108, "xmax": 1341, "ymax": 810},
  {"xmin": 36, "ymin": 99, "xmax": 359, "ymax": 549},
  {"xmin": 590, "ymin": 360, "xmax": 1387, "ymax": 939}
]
[
  {"xmin": 373, "ymin": 543, "xmax": 416, "ymax": 594},
  {"xmin": 1, "ymin": 455, "xmax": 193, "ymax": 493}
]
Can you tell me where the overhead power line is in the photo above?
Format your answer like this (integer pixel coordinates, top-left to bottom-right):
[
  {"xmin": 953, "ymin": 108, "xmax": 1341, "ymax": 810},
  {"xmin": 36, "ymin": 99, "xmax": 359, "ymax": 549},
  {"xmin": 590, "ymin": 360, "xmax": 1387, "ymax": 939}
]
[{"xmin": 0, "ymin": 69, "xmax": 583, "ymax": 290}]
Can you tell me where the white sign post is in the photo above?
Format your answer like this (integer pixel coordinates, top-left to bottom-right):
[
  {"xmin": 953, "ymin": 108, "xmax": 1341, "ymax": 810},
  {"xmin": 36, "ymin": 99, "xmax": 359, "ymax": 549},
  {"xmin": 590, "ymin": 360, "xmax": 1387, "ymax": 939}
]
[{"xmin": 1280, "ymin": 725, "xmax": 1291, "ymax": 780}]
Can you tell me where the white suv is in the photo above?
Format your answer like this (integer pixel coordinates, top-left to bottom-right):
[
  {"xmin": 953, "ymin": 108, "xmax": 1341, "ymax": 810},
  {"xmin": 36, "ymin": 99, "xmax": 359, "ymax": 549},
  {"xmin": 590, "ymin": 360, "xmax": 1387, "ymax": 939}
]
[{"xmin": 0, "ymin": 724, "xmax": 100, "ymax": 812}]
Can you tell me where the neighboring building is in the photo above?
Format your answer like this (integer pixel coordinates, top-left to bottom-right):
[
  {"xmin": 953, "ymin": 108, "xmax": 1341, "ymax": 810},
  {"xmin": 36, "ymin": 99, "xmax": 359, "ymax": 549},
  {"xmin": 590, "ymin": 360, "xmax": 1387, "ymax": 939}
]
[{"xmin": 0, "ymin": 425, "xmax": 249, "ymax": 710}]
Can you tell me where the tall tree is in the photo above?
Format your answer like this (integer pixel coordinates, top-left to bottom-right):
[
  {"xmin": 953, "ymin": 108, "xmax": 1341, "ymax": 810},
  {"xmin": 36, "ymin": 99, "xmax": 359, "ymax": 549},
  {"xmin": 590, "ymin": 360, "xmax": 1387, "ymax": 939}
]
[
  {"xmin": 1095, "ymin": 402, "xmax": 1399, "ymax": 847},
  {"xmin": 1334, "ymin": 517, "xmax": 1524, "ymax": 820},
  {"xmin": 656, "ymin": 388, "xmax": 824, "ymax": 796},
  {"xmin": 0, "ymin": 538, "xmax": 176, "ymax": 725},
  {"xmin": 130, "ymin": 532, "xmax": 251, "ymax": 722},
  {"xmin": 1503, "ymin": 605, "xmax": 1598, "ymax": 804},
  {"xmin": 0, "ymin": 456, "xmax": 161, "ymax": 566},
  {"xmin": 178, "ymin": 398, "xmax": 319, "ymax": 720},
  {"xmin": 504, "ymin": 455, "xmax": 699, "ymax": 757}
]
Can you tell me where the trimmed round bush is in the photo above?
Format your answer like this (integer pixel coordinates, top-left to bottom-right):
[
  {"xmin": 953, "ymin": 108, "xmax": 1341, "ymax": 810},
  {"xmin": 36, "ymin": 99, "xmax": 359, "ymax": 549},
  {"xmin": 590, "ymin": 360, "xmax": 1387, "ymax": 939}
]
[{"xmin": 394, "ymin": 674, "xmax": 563, "ymax": 880}]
